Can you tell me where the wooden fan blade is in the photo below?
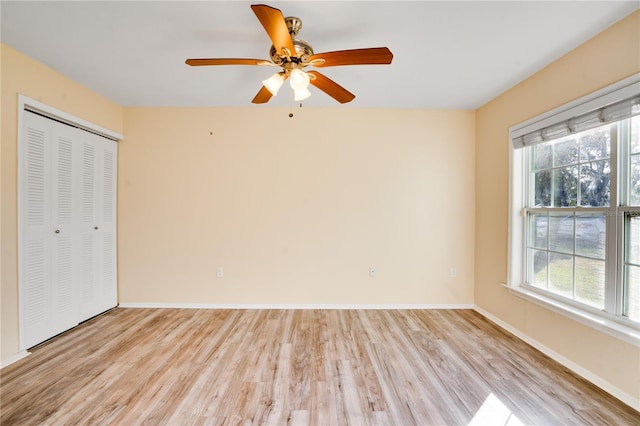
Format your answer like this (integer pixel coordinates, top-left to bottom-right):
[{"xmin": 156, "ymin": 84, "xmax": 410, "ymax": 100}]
[
  {"xmin": 252, "ymin": 85, "xmax": 273, "ymax": 104},
  {"xmin": 307, "ymin": 71, "xmax": 355, "ymax": 104},
  {"xmin": 185, "ymin": 58, "xmax": 273, "ymax": 66},
  {"xmin": 309, "ymin": 47, "xmax": 393, "ymax": 67},
  {"xmin": 251, "ymin": 4, "xmax": 296, "ymax": 57}
]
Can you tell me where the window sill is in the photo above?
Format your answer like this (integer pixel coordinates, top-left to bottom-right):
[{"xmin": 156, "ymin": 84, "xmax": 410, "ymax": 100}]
[{"xmin": 503, "ymin": 284, "xmax": 640, "ymax": 347}]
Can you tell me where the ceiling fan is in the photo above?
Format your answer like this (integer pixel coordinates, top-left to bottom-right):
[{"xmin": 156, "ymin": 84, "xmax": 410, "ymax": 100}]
[{"xmin": 185, "ymin": 4, "xmax": 393, "ymax": 105}]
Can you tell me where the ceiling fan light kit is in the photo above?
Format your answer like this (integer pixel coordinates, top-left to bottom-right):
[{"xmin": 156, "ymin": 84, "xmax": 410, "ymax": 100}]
[
  {"xmin": 185, "ymin": 4, "xmax": 393, "ymax": 105},
  {"xmin": 262, "ymin": 72, "xmax": 285, "ymax": 95},
  {"xmin": 294, "ymin": 87, "xmax": 312, "ymax": 102},
  {"xmin": 289, "ymin": 68, "xmax": 310, "ymax": 89}
]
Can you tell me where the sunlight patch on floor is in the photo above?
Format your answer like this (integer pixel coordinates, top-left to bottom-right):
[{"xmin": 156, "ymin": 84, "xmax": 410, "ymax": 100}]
[{"xmin": 468, "ymin": 393, "xmax": 524, "ymax": 426}]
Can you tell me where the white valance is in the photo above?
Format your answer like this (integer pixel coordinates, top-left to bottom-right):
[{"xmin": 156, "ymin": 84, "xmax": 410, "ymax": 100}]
[
  {"xmin": 510, "ymin": 75, "xmax": 640, "ymax": 150},
  {"xmin": 512, "ymin": 94, "xmax": 640, "ymax": 149}
]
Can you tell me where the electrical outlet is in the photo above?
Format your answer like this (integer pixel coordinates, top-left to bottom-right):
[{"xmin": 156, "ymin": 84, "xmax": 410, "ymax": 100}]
[
  {"xmin": 216, "ymin": 267, "xmax": 224, "ymax": 278},
  {"xmin": 369, "ymin": 266, "xmax": 376, "ymax": 277},
  {"xmin": 450, "ymin": 267, "xmax": 457, "ymax": 278}
]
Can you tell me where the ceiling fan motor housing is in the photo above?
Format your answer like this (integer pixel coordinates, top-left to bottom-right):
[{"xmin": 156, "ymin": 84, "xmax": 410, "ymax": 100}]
[
  {"xmin": 269, "ymin": 16, "xmax": 313, "ymax": 66},
  {"xmin": 270, "ymin": 40, "xmax": 314, "ymax": 65}
]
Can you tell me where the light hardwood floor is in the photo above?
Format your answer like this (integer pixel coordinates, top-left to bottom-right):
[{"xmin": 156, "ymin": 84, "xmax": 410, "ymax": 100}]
[{"xmin": 1, "ymin": 308, "xmax": 638, "ymax": 425}]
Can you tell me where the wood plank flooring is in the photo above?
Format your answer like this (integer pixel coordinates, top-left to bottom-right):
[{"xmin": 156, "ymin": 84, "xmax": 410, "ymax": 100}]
[{"xmin": 1, "ymin": 308, "xmax": 638, "ymax": 425}]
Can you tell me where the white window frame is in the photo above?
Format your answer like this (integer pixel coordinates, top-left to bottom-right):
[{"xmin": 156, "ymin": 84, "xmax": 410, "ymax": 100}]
[{"xmin": 507, "ymin": 74, "xmax": 640, "ymax": 346}]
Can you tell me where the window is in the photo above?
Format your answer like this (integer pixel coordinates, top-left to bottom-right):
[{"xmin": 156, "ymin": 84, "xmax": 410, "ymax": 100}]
[{"xmin": 509, "ymin": 76, "xmax": 640, "ymax": 333}]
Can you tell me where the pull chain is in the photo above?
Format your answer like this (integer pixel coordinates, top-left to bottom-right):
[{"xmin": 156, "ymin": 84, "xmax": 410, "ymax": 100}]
[{"xmin": 289, "ymin": 90, "xmax": 294, "ymax": 118}]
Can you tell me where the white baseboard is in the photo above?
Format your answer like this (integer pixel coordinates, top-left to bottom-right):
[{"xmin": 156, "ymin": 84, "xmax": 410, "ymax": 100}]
[
  {"xmin": 0, "ymin": 351, "xmax": 30, "ymax": 369},
  {"xmin": 473, "ymin": 305, "xmax": 640, "ymax": 412},
  {"xmin": 118, "ymin": 302, "xmax": 475, "ymax": 310}
]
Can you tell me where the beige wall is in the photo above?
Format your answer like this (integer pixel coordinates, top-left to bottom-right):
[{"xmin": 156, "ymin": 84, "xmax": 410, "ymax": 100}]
[
  {"xmin": 475, "ymin": 11, "xmax": 640, "ymax": 403},
  {"xmin": 0, "ymin": 44, "xmax": 123, "ymax": 363},
  {"xmin": 119, "ymin": 107, "xmax": 475, "ymax": 305}
]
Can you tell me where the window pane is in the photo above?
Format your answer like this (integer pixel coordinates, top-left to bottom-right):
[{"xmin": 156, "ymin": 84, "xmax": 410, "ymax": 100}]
[
  {"xmin": 531, "ymin": 249, "xmax": 548, "ymax": 289},
  {"xmin": 533, "ymin": 170, "xmax": 552, "ymax": 206},
  {"xmin": 575, "ymin": 257, "xmax": 605, "ymax": 309},
  {"xmin": 549, "ymin": 253, "xmax": 573, "ymax": 298},
  {"xmin": 580, "ymin": 127, "xmax": 610, "ymax": 161},
  {"xmin": 553, "ymin": 167, "xmax": 578, "ymax": 206},
  {"xmin": 630, "ymin": 154, "xmax": 640, "ymax": 206},
  {"xmin": 554, "ymin": 138, "xmax": 579, "ymax": 167},
  {"xmin": 549, "ymin": 214, "xmax": 574, "ymax": 253},
  {"xmin": 628, "ymin": 214, "xmax": 640, "ymax": 265},
  {"xmin": 579, "ymin": 160, "xmax": 610, "ymax": 206},
  {"xmin": 530, "ymin": 213, "xmax": 548, "ymax": 248},
  {"xmin": 534, "ymin": 143, "xmax": 552, "ymax": 170},
  {"xmin": 624, "ymin": 265, "xmax": 639, "ymax": 322},
  {"xmin": 575, "ymin": 214, "xmax": 606, "ymax": 259}
]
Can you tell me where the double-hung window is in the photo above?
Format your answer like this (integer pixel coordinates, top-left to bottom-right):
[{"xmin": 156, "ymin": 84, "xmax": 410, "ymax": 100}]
[{"xmin": 509, "ymin": 75, "xmax": 640, "ymax": 336}]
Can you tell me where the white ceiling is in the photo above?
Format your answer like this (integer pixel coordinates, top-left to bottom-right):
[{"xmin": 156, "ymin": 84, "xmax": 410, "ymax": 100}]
[{"xmin": 2, "ymin": 1, "xmax": 638, "ymax": 109}]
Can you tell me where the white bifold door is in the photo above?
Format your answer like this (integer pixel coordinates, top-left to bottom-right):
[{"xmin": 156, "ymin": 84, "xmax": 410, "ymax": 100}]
[{"xmin": 19, "ymin": 110, "xmax": 117, "ymax": 349}]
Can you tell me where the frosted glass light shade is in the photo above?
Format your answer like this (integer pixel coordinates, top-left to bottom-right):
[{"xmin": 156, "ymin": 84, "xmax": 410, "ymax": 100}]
[
  {"xmin": 294, "ymin": 87, "xmax": 312, "ymax": 101},
  {"xmin": 289, "ymin": 69, "xmax": 310, "ymax": 90},
  {"xmin": 262, "ymin": 73, "xmax": 285, "ymax": 95}
]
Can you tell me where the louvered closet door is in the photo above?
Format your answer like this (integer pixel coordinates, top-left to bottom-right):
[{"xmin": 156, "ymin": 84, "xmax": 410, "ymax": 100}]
[
  {"xmin": 78, "ymin": 134, "xmax": 101, "ymax": 321},
  {"xmin": 20, "ymin": 112, "xmax": 54, "ymax": 348},
  {"xmin": 49, "ymin": 119, "xmax": 82, "ymax": 335},
  {"xmin": 97, "ymin": 137, "xmax": 117, "ymax": 312},
  {"xmin": 78, "ymin": 132, "xmax": 117, "ymax": 319}
]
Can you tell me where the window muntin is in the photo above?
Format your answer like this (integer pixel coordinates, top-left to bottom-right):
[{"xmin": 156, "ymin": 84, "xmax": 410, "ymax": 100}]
[
  {"xmin": 526, "ymin": 211, "xmax": 607, "ymax": 310},
  {"xmin": 531, "ymin": 126, "xmax": 611, "ymax": 208}
]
